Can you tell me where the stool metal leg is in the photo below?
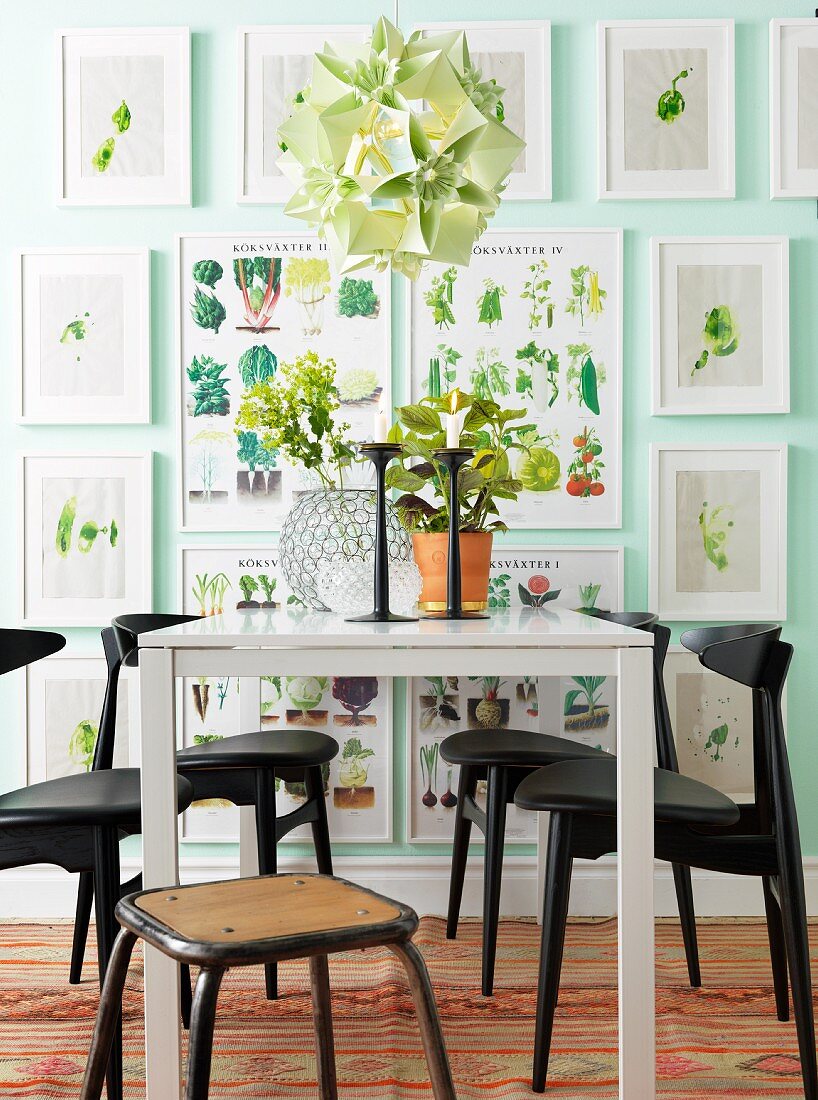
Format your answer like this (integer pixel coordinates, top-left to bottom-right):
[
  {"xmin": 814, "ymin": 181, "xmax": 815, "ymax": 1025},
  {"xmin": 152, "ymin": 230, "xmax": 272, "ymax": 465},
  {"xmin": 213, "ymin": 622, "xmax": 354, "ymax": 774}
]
[
  {"xmin": 79, "ymin": 929, "xmax": 137, "ymax": 1100},
  {"xmin": 482, "ymin": 765, "xmax": 508, "ymax": 996},
  {"xmin": 185, "ymin": 967, "xmax": 225, "ymax": 1100},
  {"xmin": 309, "ymin": 954, "xmax": 338, "ymax": 1100},
  {"xmin": 391, "ymin": 941, "xmax": 456, "ymax": 1100}
]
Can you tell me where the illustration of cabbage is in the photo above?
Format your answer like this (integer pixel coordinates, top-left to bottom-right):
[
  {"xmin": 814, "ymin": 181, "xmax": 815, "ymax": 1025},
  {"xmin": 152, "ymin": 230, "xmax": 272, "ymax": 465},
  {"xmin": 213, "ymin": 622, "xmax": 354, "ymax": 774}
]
[
  {"xmin": 192, "ymin": 260, "xmax": 223, "ymax": 288},
  {"xmin": 657, "ymin": 69, "xmax": 691, "ymax": 123},
  {"xmin": 518, "ymin": 447, "xmax": 560, "ymax": 493},
  {"xmin": 336, "ymin": 366, "xmax": 379, "ymax": 403},
  {"xmin": 286, "ymin": 675, "xmax": 328, "ymax": 717},
  {"xmin": 692, "ymin": 305, "xmax": 739, "ymax": 376}
]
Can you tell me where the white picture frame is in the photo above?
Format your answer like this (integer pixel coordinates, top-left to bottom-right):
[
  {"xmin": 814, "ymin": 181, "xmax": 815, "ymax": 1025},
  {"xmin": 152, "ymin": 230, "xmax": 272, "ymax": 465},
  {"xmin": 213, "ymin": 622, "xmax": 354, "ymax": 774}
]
[
  {"xmin": 20, "ymin": 452, "xmax": 152, "ymax": 626},
  {"xmin": 237, "ymin": 25, "xmax": 370, "ymax": 204},
  {"xmin": 485, "ymin": 543, "xmax": 624, "ymax": 612},
  {"xmin": 651, "ymin": 236, "xmax": 790, "ymax": 416},
  {"xmin": 407, "ymin": 228, "xmax": 623, "ymax": 529},
  {"xmin": 415, "ymin": 21, "xmax": 551, "ymax": 201},
  {"xmin": 598, "ymin": 20, "xmax": 735, "ymax": 200},
  {"xmin": 15, "ymin": 247, "xmax": 151, "ymax": 424},
  {"xmin": 26, "ymin": 653, "xmax": 138, "ymax": 783},
  {"xmin": 56, "ymin": 26, "xmax": 191, "ymax": 206},
  {"xmin": 649, "ymin": 444, "xmax": 787, "ymax": 621},
  {"xmin": 770, "ymin": 19, "xmax": 818, "ymax": 199},
  {"xmin": 177, "ymin": 544, "xmax": 393, "ymax": 844},
  {"xmin": 177, "ymin": 232, "xmax": 390, "ymax": 532}
]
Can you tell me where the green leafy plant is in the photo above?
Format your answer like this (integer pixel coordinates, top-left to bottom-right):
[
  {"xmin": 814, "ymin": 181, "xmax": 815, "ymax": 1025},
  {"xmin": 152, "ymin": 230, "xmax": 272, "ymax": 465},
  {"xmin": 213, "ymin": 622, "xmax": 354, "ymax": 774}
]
[
  {"xmin": 521, "ymin": 259, "xmax": 553, "ymax": 330},
  {"xmin": 577, "ymin": 582, "xmax": 602, "ymax": 611},
  {"xmin": 193, "ymin": 733, "xmax": 223, "ymax": 745},
  {"xmin": 566, "ymin": 266, "xmax": 605, "ymax": 326},
  {"xmin": 284, "ymin": 257, "xmax": 331, "ymax": 335},
  {"xmin": 692, "ymin": 306, "xmax": 739, "ymax": 376},
  {"xmin": 566, "ymin": 426, "xmax": 605, "ymax": 499},
  {"xmin": 238, "ymin": 574, "xmax": 260, "ymax": 605},
  {"xmin": 192, "ymin": 260, "xmax": 223, "ymax": 288},
  {"xmin": 60, "ymin": 317, "xmax": 88, "ymax": 345},
  {"xmin": 657, "ymin": 68, "xmax": 691, "ymax": 123},
  {"xmin": 238, "ymin": 345, "xmax": 277, "ymax": 388},
  {"xmin": 112, "ymin": 100, "xmax": 131, "ymax": 133},
  {"xmin": 191, "ymin": 572, "xmax": 231, "ymax": 616},
  {"xmin": 387, "ymin": 390, "xmax": 530, "ymax": 534},
  {"xmin": 704, "ymin": 722, "xmax": 730, "ymax": 762},
  {"xmin": 337, "ymin": 277, "xmax": 379, "ymax": 318},
  {"xmin": 190, "ymin": 285, "xmax": 227, "ymax": 335},
  {"xmin": 257, "ymin": 575, "xmax": 277, "ymax": 605},
  {"xmin": 566, "ymin": 343, "xmax": 605, "ymax": 415},
  {"xmin": 515, "ymin": 341, "xmax": 559, "ymax": 412},
  {"xmin": 487, "ymin": 573, "xmax": 511, "ymax": 608},
  {"xmin": 477, "ymin": 278, "xmax": 506, "ymax": 328},
  {"xmin": 564, "ymin": 676, "xmax": 606, "ymax": 717},
  {"xmin": 91, "ymin": 137, "xmax": 115, "ymax": 173},
  {"xmin": 55, "ymin": 498, "xmax": 77, "ymax": 557},
  {"xmin": 425, "ymin": 344, "xmax": 461, "ymax": 398},
  {"xmin": 234, "ymin": 257, "xmax": 282, "ymax": 332},
  {"xmin": 69, "ymin": 719, "xmax": 98, "ymax": 772},
  {"xmin": 338, "ymin": 737, "xmax": 376, "ymax": 789},
  {"xmin": 236, "ymin": 351, "xmax": 354, "ymax": 489},
  {"xmin": 699, "ymin": 501, "xmax": 733, "ymax": 572},
  {"xmin": 470, "ymin": 346, "xmax": 510, "ymax": 402},
  {"xmin": 424, "ymin": 267, "xmax": 457, "ymax": 329},
  {"xmin": 187, "ymin": 355, "xmax": 230, "ymax": 417}
]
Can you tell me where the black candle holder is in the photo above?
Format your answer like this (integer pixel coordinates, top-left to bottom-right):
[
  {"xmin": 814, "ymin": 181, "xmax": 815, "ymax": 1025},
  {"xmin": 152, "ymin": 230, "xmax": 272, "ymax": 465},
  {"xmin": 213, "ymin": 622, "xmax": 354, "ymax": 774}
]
[
  {"xmin": 422, "ymin": 448, "xmax": 489, "ymax": 621},
  {"xmin": 345, "ymin": 443, "xmax": 418, "ymax": 623}
]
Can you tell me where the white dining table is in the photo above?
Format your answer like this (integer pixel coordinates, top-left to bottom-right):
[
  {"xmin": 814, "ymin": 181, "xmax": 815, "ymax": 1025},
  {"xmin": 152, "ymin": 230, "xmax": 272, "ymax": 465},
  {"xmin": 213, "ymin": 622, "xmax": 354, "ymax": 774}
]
[{"xmin": 136, "ymin": 606, "xmax": 656, "ymax": 1100}]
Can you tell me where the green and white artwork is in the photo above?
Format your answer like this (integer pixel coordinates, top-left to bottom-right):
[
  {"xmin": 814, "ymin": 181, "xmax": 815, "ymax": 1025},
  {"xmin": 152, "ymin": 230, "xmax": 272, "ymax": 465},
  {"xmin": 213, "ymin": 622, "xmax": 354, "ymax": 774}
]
[
  {"xmin": 665, "ymin": 648, "xmax": 756, "ymax": 801},
  {"xmin": 409, "ymin": 229, "xmax": 622, "ymax": 528},
  {"xmin": 771, "ymin": 21, "xmax": 818, "ymax": 198},
  {"xmin": 678, "ymin": 265, "xmax": 762, "ymax": 387},
  {"xmin": 178, "ymin": 233, "xmax": 390, "ymax": 531},
  {"xmin": 80, "ymin": 55, "xmax": 164, "ymax": 179},
  {"xmin": 26, "ymin": 656, "xmax": 133, "ymax": 785},
  {"xmin": 623, "ymin": 48, "xmax": 709, "ymax": 171},
  {"xmin": 178, "ymin": 545, "xmax": 392, "ymax": 842},
  {"xmin": 651, "ymin": 444, "xmax": 786, "ymax": 620}
]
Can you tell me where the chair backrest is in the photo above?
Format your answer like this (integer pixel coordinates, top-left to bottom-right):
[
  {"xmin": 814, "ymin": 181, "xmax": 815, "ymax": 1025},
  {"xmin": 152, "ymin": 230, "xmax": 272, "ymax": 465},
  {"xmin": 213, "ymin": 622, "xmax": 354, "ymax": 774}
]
[
  {"xmin": 583, "ymin": 610, "xmax": 678, "ymax": 771},
  {"xmin": 0, "ymin": 628, "xmax": 65, "ymax": 677},
  {"xmin": 681, "ymin": 624, "xmax": 791, "ymax": 836},
  {"xmin": 113, "ymin": 613, "xmax": 200, "ymax": 667}
]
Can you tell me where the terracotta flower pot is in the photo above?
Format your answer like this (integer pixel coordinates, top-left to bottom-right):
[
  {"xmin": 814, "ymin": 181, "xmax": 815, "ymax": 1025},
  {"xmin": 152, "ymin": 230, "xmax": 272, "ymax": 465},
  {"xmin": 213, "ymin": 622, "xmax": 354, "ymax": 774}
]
[{"xmin": 412, "ymin": 531, "xmax": 494, "ymax": 611}]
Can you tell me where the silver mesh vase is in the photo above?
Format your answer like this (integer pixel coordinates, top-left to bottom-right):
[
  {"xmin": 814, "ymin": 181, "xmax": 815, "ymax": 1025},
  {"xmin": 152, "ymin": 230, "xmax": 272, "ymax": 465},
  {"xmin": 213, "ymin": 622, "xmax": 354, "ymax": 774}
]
[{"xmin": 279, "ymin": 488, "xmax": 412, "ymax": 610}]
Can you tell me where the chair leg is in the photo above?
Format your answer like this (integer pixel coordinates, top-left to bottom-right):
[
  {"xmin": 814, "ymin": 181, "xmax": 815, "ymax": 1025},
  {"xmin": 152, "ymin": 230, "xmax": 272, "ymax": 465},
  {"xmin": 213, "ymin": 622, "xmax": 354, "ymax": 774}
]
[
  {"xmin": 777, "ymin": 864, "xmax": 818, "ymax": 1099},
  {"xmin": 482, "ymin": 765, "xmax": 508, "ymax": 997},
  {"xmin": 672, "ymin": 863, "xmax": 701, "ymax": 988},
  {"xmin": 69, "ymin": 870, "xmax": 94, "ymax": 985},
  {"xmin": 306, "ymin": 765, "xmax": 333, "ymax": 875},
  {"xmin": 391, "ymin": 940, "xmax": 456, "ymax": 1100},
  {"xmin": 763, "ymin": 875, "xmax": 789, "ymax": 1022},
  {"xmin": 79, "ymin": 929, "xmax": 137, "ymax": 1100},
  {"xmin": 181, "ymin": 964, "xmax": 193, "ymax": 1029},
  {"xmin": 184, "ymin": 967, "xmax": 225, "ymax": 1100},
  {"xmin": 92, "ymin": 826, "xmax": 123, "ymax": 1100},
  {"xmin": 446, "ymin": 765, "xmax": 477, "ymax": 941},
  {"xmin": 309, "ymin": 954, "xmax": 338, "ymax": 1100},
  {"xmin": 533, "ymin": 812, "xmax": 574, "ymax": 1094},
  {"xmin": 254, "ymin": 768, "xmax": 279, "ymax": 1000}
]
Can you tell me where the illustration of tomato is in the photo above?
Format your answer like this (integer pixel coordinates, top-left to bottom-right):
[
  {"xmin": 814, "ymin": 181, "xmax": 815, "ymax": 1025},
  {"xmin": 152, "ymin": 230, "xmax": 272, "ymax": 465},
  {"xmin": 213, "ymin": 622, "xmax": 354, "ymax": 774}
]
[
  {"xmin": 566, "ymin": 475, "xmax": 585, "ymax": 496},
  {"xmin": 581, "ymin": 450, "xmax": 595, "ymax": 464},
  {"xmin": 528, "ymin": 575, "xmax": 550, "ymax": 595},
  {"xmin": 589, "ymin": 482, "xmax": 605, "ymax": 496},
  {"xmin": 572, "ymin": 434, "xmax": 587, "ymax": 448}
]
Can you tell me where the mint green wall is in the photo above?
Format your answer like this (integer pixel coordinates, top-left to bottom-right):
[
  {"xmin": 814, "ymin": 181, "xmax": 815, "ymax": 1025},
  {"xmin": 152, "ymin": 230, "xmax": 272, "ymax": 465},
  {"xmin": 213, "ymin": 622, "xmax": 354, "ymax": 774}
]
[{"xmin": 2, "ymin": 0, "xmax": 816, "ymax": 865}]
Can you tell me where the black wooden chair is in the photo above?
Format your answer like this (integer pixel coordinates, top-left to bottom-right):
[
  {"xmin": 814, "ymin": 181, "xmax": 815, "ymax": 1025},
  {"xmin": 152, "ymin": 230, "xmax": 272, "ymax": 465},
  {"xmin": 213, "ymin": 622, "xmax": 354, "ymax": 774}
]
[
  {"xmin": 0, "ymin": 627, "xmax": 194, "ymax": 1100},
  {"xmin": 441, "ymin": 611, "xmax": 701, "ymax": 996},
  {"xmin": 80, "ymin": 874, "xmax": 456, "ymax": 1100},
  {"xmin": 515, "ymin": 623, "xmax": 817, "ymax": 1099},
  {"xmin": 70, "ymin": 613, "xmax": 338, "ymax": 1003}
]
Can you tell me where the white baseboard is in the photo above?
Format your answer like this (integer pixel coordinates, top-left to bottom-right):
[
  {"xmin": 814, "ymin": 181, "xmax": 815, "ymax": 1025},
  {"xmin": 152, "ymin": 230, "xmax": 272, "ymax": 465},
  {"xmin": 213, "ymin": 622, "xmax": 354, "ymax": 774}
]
[{"xmin": 3, "ymin": 854, "xmax": 818, "ymax": 920}]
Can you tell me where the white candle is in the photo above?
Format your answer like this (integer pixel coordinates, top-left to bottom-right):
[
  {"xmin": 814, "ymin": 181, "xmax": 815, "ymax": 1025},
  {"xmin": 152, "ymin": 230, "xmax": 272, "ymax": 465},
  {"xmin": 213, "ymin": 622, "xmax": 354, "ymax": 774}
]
[
  {"xmin": 372, "ymin": 398, "xmax": 388, "ymax": 442},
  {"xmin": 446, "ymin": 392, "xmax": 460, "ymax": 448}
]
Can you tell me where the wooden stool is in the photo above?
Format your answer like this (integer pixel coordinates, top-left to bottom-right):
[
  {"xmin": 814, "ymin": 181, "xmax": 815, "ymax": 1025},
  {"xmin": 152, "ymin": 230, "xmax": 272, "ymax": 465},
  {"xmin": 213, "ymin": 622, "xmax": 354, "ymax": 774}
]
[{"xmin": 80, "ymin": 873, "xmax": 456, "ymax": 1100}]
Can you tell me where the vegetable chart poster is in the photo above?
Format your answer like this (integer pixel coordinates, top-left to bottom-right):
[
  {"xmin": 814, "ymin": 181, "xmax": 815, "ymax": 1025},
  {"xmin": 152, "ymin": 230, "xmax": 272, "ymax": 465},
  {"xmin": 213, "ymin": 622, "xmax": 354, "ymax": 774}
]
[
  {"xmin": 409, "ymin": 229, "xmax": 622, "ymax": 528},
  {"xmin": 178, "ymin": 545, "xmax": 392, "ymax": 842},
  {"xmin": 178, "ymin": 233, "xmax": 390, "ymax": 531}
]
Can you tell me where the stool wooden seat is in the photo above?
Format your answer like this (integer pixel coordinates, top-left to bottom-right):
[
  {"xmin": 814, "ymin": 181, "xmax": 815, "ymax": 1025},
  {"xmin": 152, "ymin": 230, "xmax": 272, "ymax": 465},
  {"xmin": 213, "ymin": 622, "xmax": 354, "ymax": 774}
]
[{"xmin": 80, "ymin": 873, "xmax": 456, "ymax": 1100}]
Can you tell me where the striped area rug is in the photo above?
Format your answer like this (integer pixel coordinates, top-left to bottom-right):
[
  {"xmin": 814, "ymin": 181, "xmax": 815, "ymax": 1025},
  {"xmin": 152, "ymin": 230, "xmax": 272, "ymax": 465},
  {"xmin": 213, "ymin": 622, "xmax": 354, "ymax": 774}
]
[{"xmin": 0, "ymin": 916, "xmax": 811, "ymax": 1097}]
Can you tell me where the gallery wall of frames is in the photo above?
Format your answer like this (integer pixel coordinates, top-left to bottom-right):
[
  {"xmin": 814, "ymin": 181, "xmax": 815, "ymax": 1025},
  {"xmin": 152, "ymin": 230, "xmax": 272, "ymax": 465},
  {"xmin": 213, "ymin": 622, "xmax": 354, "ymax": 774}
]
[{"xmin": 2, "ymin": 1, "xmax": 816, "ymax": 856}]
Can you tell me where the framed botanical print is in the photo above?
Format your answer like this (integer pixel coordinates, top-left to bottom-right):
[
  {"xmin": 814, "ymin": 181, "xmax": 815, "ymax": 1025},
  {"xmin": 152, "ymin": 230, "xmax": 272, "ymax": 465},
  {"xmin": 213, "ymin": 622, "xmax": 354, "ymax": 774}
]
[
  {"xmin": 651, "ymin": 237, "xmax": 789, "ymax": 415},
  {"xmin": 415, "ymin": 21, "xmax": 551, "ymax": 200},
  {"xmin": 650, "ymin": 444, "xmax": 787, "ymax": 621},
  {"xmin": 26, "ymin": 654, "xmax": 136, "ymax": 783},
  {"xmin": 770, "ymin": 20, "xmax": 818, "ymax": 198},
  {"xmin": 485, "ymin": 543, "xmax": 623, "ymax": 612},
  {"xmin": 15, "ymin": 248, "xmax": 150, "ymax": 424},
  {"xmin": 408, "ymin": 228, "xmax": 623, "ymax": 529},
  {"xmin": 177, "ymin": 544, "xmax": 392, "ymax": 843},
  {"xmin": 56, "ymin": 26, "xmax": 190, "ymax": 205},
  {"xmin": 177, "ymin": 232, "xmax": 390, "ymax": 532},
  {"xmin": 20, "ymin": 452, "xmax": 152, "ymax": 626},
  {"xmin": 237, "ymin": 25, "xmax": 370, "ymax": 203},
  {"xmin": 598, "ymin": 20, "xmax": 734, "ymax": 200}
]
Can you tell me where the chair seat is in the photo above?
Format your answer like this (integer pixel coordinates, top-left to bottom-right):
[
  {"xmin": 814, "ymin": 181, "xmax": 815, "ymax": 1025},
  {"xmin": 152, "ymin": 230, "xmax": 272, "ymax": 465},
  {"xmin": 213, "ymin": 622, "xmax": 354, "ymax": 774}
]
[
  {"xmin": 176, "ymin": 729, "xmax": 338, "ymax": 770},
  {"xmin": 514, "ymin": 758, "xmax": 740, "ymax": 827},
  {"xmin": 0, "ymin": 769, "xmax": 194, "ymax": 829},
  {"xmin": 440, "ymin": 728, "xmax": 604, "ymax": 767},
  {"xmin": 119, "ymin": 874, "xmax": 416, "ymax": 965}
]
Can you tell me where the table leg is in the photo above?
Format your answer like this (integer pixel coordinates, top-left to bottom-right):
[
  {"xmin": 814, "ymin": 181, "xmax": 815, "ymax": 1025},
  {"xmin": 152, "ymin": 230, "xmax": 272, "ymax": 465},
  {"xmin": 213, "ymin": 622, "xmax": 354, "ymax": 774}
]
[
  {"xmin": 139, "ymin": 647, "xmax": 183, "ymax": 1100},
  {"xmin": 617, "ymin": 646, "xmax": 655, "ymax": 1100},
  {"xmin": 239, "ymin": 677, "xmax": 261, "ymax": 877}
]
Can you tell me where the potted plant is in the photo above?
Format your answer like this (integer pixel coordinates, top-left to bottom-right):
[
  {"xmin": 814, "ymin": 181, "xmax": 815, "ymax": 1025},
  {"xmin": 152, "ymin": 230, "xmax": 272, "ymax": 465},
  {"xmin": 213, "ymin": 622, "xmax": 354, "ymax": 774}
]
[
  {"xmin": 386, "ymin": 390, "xmax": 530, "ymax": 611},
  {"xmin": 236, "ymin": 350, "xmax": 410, "ymax": 609}
]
